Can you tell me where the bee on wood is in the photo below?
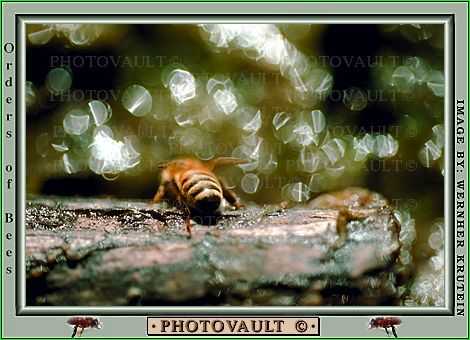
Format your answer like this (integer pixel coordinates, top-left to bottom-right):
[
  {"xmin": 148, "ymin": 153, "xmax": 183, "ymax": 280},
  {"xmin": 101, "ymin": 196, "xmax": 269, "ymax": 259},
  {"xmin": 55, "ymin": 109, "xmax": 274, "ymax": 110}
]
[
  {"xmin": 368, "ymin": 316, "xmax": 401, "ymax": 338},
  {"xmin": 67, "ymin": 316, "xmax": 102, "ymax": 338},
  {"xmin": 152, "ymin": 157, "xmax": 246, "ymax": 236}
]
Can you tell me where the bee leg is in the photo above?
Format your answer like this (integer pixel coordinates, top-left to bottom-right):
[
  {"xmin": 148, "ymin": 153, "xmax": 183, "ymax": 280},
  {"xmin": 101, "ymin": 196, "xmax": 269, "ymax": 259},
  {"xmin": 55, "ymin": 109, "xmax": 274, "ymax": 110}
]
[
  {"xmin": 184, "ymin": 214, "xmax": 192, "ymax": 238},
  {"xmin": 176, "ymin": 198, "xmax": 192, "ymax": 238},
  {"xmin": 332, "ymin": 207, "xmax": 358, "ymax": 250},
  {"xmin": 71, "ymin": 325, "xmax": 78, "ymax": 338},
  {"xmin": 391, "ymin": 326, "xmax": 398, "ymax": 338},
  {"xmin": 172, "ymin": 205, "xmax": 192, "ymax": 238},
  {"xmin": 76, "ymin": 327, "xmax": 84, "ymax": 337},
  {"xmin": 221, "ymin": 181, "xmax": 244, "ymax": 209},
  {"xmin": 279, "ymin": 200, "xmax": 292, "ymax": 209},
  {"xmin": 384, "ymin": 327, "xmax": 390, "ymax": 337},
  {"xmin": 152, "ymin": 184, "xmax": 166, "ymax": 203},
  {"xmin": 180, "ymin": 206, "xmax": 192, "ymax": 238}
]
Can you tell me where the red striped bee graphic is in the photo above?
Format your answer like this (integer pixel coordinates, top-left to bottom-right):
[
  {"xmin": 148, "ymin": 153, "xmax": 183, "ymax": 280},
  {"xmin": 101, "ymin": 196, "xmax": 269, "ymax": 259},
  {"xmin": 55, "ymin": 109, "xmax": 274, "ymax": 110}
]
[
  {"xmin": 67, "ymin": 316, "xmax": 101, "ymax": 337},
  {"xmin": 368, "ymin": 316, "xmax": 401, "ymax": 338},
  {"xmin": 152, "ymin": 157, "xmax": 246, "ymax": 236}
]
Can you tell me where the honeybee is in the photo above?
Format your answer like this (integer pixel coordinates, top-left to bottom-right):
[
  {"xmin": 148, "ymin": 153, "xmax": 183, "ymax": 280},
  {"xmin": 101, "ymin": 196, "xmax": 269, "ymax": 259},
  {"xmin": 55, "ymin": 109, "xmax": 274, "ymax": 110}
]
[
  {"xmin": 152, "ymin": 157, "xmax": 246, "ymax": 236},
  {"xmin": 67, "ymin": 316, "xmax": 102, "ymax": 337},
  {"xmin": 368, "ymin": 316, "xmax": 401, "ymax": 338}
]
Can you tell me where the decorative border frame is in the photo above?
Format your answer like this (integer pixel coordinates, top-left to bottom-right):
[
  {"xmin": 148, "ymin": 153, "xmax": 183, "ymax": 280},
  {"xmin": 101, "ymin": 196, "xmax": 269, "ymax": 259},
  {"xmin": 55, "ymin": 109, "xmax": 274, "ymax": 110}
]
[{"xmin": 1, "ymin": 1, "xmax": 467, "ymax": 338}]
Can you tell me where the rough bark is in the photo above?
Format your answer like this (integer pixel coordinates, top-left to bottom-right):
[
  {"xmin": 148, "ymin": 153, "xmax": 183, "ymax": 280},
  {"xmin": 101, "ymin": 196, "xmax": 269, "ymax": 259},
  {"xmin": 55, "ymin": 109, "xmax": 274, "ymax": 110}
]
[{"xmin": 26, "ymin": 187, "xmax": 403, "ymax": 306}]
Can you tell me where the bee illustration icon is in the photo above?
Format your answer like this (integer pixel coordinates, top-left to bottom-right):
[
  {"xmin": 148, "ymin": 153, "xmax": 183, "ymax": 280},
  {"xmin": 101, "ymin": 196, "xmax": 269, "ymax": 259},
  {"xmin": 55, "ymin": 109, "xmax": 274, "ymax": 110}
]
[
  {"xmin": 368, "ymin": 316, "xmax": 401, "ymax": 338},
  {"xmin": 67, "ymin": 316, "xmax": 102, "ymax": 337}
]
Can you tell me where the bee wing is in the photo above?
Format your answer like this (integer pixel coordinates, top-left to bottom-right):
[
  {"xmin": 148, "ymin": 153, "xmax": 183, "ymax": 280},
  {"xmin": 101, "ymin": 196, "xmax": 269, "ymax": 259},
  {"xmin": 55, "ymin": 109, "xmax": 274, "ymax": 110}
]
[
  {"xmin": 208, "ymin": 157, "xmax": 248, "ymax": 170},
  {"xmin": 157, "ymin": 159, "xmax": 189, "ymax": 169},
  {"xmin": 67, "ymin": 317, "xmax": 80, "ymax": 325}
]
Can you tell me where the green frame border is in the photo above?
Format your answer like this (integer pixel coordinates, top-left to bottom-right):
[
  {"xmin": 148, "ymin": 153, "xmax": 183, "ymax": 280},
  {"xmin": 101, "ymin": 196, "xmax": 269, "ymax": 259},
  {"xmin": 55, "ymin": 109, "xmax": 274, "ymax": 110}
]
[{"xmin": 1, "ymin": 1, "xmax": 468, "ymax": 339}]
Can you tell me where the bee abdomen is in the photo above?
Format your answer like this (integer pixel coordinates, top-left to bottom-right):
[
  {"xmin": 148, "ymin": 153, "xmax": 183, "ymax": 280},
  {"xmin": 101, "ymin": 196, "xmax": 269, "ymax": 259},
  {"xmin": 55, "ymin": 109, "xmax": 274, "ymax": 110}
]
[
  {"xmin": 181, "ymin": 171, "xmax": 222, "ymax": 211},
  {"xmin": 187, "ymin": 181, "xmax": 220, "ymax": 197},
  {"xmin": 181, "ymin": 172, "xmax": 220, "ymax": 193}
]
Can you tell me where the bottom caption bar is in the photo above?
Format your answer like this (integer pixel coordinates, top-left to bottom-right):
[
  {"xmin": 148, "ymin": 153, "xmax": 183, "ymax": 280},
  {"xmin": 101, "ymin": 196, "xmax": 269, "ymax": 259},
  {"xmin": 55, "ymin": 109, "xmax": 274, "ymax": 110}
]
[{"xmin": 147, "ymin": 317, "xmax": 320, "ymax": 336}]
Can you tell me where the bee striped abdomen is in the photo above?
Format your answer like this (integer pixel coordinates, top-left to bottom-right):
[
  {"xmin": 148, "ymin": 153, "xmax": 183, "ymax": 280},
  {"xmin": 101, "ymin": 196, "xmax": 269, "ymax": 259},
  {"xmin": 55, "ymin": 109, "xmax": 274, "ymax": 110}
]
[{"xmin": 180, "ymin": 170, "xmax": 222, "ymax": 212}]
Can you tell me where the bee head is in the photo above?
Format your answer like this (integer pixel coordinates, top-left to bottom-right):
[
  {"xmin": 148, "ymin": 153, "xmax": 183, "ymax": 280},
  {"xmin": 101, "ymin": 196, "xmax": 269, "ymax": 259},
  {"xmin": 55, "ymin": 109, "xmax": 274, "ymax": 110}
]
[
  {"xmin": 368, "ymin": 318, "xmax": 378, "ymax": 329},
  {"xmin": 91, "ymin": 318, "xmax": 102, "ymax": 329}
]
